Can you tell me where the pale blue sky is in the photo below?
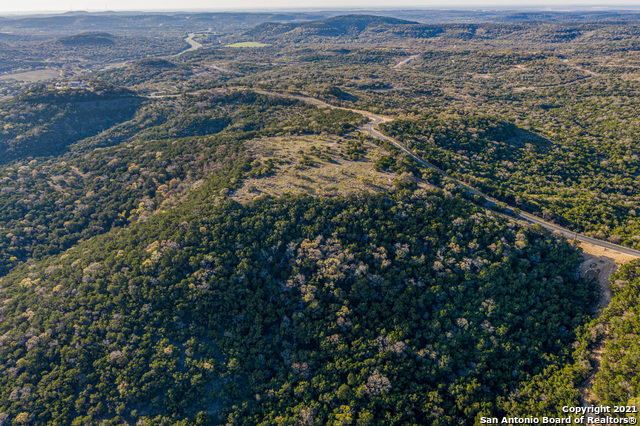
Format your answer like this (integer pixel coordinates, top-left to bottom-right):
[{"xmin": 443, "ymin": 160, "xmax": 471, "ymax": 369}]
[{"xmin": 1, "ymin": 0, "xmax": 639, "ymax": 14}]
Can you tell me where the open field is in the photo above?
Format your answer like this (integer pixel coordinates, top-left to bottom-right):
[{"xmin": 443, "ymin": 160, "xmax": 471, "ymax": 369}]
[
  {"xmin": 0, "ymin": 68, "xmax": 59, "ymax": 82},
  {"xmin": 232, "ymin": 135, "xmax": 433, "ymax": 202}
]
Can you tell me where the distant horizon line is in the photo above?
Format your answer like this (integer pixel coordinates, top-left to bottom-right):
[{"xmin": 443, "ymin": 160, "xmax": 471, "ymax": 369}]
[{"xmin": 2, "ymin": 5, "xmax": 640, "ymax": 16}]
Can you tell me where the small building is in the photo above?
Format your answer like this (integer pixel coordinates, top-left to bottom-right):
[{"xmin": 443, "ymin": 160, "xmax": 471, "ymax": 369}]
[{"xmin": 55, "ymin": 81, "xmax": 89, "ymax": 90}]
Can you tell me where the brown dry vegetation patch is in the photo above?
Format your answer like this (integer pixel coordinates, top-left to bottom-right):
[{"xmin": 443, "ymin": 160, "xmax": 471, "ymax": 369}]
[
  {"xmin": 232, "ymin": 135, "xmax": 434, "ymax": 202},
  {"xmin": 0, "ymin": 68, "xmax": 60, "ymax": 82},
  {"xmin": 578, "ymin": 241, "xmax": 637, "ymax": 309}
]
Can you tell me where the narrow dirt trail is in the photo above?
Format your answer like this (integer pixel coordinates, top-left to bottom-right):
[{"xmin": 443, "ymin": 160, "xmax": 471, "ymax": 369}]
[{"xmin": 513, "ymin": 61, "xmax": 599, "ymax": 91}]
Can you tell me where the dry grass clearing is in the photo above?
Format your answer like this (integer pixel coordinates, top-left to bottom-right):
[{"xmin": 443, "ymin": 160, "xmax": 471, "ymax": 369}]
[
  {"xmin": 0, "ymin": 68, "xmax": 60, "ymax": 82},
  {"xmin": 577, "ymin": 240, "xmax": 637, "ymax": 315},
  {"xmin": 232, "ymin": 134, "xmax": 433, "ymax": 202},
  {"xmin": 579, "ymin": 240, "xmax": 638, "ymax": 268}
]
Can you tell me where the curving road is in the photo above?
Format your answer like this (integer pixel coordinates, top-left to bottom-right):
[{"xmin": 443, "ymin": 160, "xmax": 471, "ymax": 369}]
[
  {"xmin": 175, "ymin": 33, "xmax": 202, "ymax": 57},
  {"xmin": 256, "ymin": 90, "xmax": 640, "ymax": 258}
]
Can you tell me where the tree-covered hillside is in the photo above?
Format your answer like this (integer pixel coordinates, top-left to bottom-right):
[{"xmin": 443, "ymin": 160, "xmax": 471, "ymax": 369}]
[
  {"xmin": 0, "ymin": 190, "xmax": 595, "ymax": 425},
  {"xmin": 500, "ymin": 262, "xmax": 640, "ymax": 423},
  {"xmin": 0, "ymin": 89, "xmax": 366, "ymax": 276},
  {"xmin": 0, "ymin": 83, "xmax": 143, "ymax": 164}
]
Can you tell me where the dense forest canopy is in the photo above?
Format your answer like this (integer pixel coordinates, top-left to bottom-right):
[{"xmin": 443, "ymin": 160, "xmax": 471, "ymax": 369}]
[{"xmin": 0, "ymin": 190, "xmax": 596, "ymax": 425}]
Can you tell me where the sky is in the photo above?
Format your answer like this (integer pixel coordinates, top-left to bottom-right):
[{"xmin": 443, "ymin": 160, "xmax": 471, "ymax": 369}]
[{"xmin": 1, "ymin": 0, "xmax": 640, "ymax": 14}]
